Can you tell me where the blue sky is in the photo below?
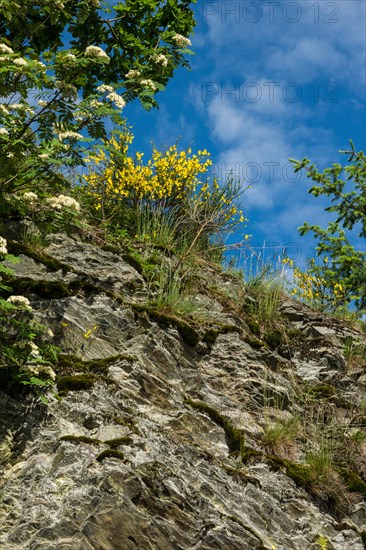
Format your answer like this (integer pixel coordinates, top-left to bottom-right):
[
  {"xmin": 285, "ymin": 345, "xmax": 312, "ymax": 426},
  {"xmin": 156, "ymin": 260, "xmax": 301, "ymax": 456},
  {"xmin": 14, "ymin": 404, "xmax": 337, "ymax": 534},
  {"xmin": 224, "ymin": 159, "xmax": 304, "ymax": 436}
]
[{"xmin": 124, "ymin": 0, "xmax": 366, "ymax": 270}]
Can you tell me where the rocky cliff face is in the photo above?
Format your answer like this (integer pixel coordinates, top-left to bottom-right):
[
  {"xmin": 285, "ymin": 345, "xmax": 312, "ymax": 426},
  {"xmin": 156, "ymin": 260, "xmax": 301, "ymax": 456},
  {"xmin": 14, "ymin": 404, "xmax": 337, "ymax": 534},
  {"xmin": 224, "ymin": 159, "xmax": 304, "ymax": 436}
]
[{"xmin": 1, "ymin": 234, "xmax": 366, "ymax": 549}]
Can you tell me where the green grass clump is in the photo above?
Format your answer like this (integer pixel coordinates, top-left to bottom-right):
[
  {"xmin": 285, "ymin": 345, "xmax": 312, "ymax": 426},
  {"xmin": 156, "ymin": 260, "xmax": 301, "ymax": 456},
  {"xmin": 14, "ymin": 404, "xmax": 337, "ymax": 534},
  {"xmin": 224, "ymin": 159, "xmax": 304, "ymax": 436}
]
[{"xmin": 262, "ymin": 417, "xmax": 300, "ymax": 454}]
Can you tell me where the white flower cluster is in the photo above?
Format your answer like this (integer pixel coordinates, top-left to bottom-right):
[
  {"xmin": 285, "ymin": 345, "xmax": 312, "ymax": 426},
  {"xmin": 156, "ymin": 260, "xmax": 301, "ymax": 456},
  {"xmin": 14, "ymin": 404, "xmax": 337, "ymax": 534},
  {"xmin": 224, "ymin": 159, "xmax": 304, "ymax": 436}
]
[
  {"xmin": 84, "ymin": 46, "xmax": 110, "ymax": 61},
  {"xmin": 172, "ymin": 33, "xmax": 191, "ymax": 47},
  {"xmin": 140, "ymin": 79, "xmax": 156, "ymax": 91},
  {"xmin": 97, "ymin": 84, "xmax": 114, "ymax": 94},
  {"xmin": 39, "ymin": 365, "xmax": 56, "ymax": 382},
  {"xmin": 29, "ymin": 341, "xmax": 41, "ymax": 359},
  {"xmin": 13, "ymin": 58, "xmax": 28, "ymax": 67},
  {"xmin": 23, "ymin": 192, "xmax": 38, "ymax": 204},
  {"xmin": 20, "ymin": 363, "xmax": 56, "ymax": 382},
  {"xmin": 7, "ymin": 295, "xmax": 32, "ymax": 309},
  {"xmin": 0, "ymin": 128, "xmax": 9, "ymax": 136},
  {"xmin": 46, "ymin": 194, "xmax": 80, "ymax": 212},
  {"xmin": 57, "ymin": 130, "xmax": 83, "ymax": 141},
  {"xmin": 125, "ymin": 69, "xmax": 141, "ymax": 79},
  {"xmin": 37, "ymin": 100, "xmax": 48, "ymax": 108},
  {"xmin": 0, "ymin": 104, "xmax": 9, "ymax": 115},
  {"xmin": 0, "ymin": 236, "xmax": 7, "ymax": 255},
  {"xmin": 89, "ymin": 0, "xmax": 100, "ymax": 6},
  {"xmin": 0, "ymin": 43, "xmax": 13, "ymax": 54},
  {"xmin": 39, "ymin": 153, "xmax": 50, "ymax": 160},
  {"xmin": 106, "ymin": 91, "xmax": 125, "ymax": 109},
  {"xmin": 151, "ymin": 54, "xmax": 168, "ymax": 67},
  {"xmin": 90, "ymin": 99, "xmax": 103, "ymax": 108}
]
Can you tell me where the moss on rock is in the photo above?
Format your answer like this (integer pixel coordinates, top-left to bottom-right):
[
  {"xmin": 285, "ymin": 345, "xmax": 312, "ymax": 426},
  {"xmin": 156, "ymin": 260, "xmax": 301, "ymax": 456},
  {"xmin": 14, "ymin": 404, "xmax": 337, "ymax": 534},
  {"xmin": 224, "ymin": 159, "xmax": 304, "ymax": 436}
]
[
  {"xmin": 96, "ymin": 449, "xmax": 125, "ymax": 462},
  {"xmin": 104, "ymin": 436, "xmax": 133, "ymax": 448},
  {"xmin": 56, "ymin": 353, "xmax": 135, "ymax": 377},
  {"xmin": 59, "ymin": 435, "xmax": 101, "ymax": 445},
  {"xmin": 339, "ymin": 468, "xmax": 366, "ymax": 495},
  {"xmin": 184, "ymin": 397, "xmax": 244, "ymax": 455},
  {"xmin": 57, "ymin": 374, "xmax": 96, "ymax": 394},
  {"xmin": 202, "ymin": 324, "xmax": 241, "ymax": 345},
  {"xmin": 131, "ymin": 304, "xmax": 199, "ymax": 347}
]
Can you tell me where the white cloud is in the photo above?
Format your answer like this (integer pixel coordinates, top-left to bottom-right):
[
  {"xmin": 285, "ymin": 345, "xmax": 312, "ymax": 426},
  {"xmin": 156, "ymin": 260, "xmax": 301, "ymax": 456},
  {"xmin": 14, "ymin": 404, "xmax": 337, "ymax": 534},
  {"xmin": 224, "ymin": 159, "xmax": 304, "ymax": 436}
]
[
  {"xmin": 197, "ymin": 0, "xmax": 366, "ymax": 94},
  {"xmin": 189, "ymin": 0, "xmax": 365, "ymax": 248}
]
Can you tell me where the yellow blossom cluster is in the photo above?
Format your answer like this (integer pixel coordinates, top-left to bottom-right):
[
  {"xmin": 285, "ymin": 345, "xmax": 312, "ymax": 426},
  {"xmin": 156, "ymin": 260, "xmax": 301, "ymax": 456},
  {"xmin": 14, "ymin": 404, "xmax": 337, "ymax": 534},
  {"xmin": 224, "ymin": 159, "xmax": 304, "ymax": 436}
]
[
  {"xmin": 81, "ymin": 130, "xmax": 248, "ymax": 241},
  {"xmin": 83, "ymin": 135, "xmax": 213, "ymax": 212},
  {"xmin": 290, "ymin": 267, "xmax": 345, "ymax": 307}
]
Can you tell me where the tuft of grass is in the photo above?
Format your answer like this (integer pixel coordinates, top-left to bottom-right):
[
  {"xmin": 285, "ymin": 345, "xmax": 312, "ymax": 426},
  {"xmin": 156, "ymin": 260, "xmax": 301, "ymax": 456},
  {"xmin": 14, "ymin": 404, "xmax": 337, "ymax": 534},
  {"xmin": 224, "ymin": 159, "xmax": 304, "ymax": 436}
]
[
  {"xmin": 343, "ymin": 335, "xmax": 364, "ymax": 367},
  {"xmin": 262, "ymin": 416, "xmax": 300, "ymax": 456},
  {"xmin": 244, "ymin": 272, "xmax": 285, "ymax": 332}
]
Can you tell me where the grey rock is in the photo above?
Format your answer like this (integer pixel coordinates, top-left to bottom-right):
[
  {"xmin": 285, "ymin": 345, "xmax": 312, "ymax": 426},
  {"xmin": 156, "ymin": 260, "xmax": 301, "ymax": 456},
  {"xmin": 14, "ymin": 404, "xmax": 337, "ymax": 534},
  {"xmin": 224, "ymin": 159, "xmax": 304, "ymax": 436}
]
[{"xmin": 1, "ymin": 238, "xmax": 366, "ymax": 549}]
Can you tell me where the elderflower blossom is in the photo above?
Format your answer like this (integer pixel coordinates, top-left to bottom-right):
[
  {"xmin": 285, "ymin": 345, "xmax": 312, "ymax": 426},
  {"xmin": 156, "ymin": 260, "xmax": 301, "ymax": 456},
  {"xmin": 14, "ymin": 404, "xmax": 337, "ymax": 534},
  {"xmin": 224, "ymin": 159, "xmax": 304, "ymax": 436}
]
[
  {"xmin": 23, "ymin": 192, "xmax": 38, "ymax": 204},
  {"xmin": 37, "ymin": 100, "xmax": 48, "ymax": 107},
  {"xmin": 171, "ymin": 33, "xmax": 191, "ymax": 47},
  {"xmin": 0, "ymin": 127, "xmax": 9, "ymax": 136},
  {"xmin": 106, "ymin": 91, "xmax": 125, "ymax": 109},
  {"xmin": 7, "ymin": 295, "xmax": 32, "ymax": 309},
  {"xmin": 151, "ymin": 54, "xmax": 168, "ymax": 67},
  {"xmin": 140, "ymin": 79, "xmax": 156, "ymax": 91},
  {"xmin": 0, "ymin": 43, "xmax": 13, "ymax": 54},
  {"xmin": 0, "ymin": 236, "xmax": 7, "ymax": 255},
  {"xmin": 29, "ymin": 342, "xmax": 41, "ymax": 359},
  {"xmin": 13, "ymin": 58, "xmax": 28, "ymax": 67},
  {"xmin": 39, "ymin": 153, "xmax": 50, "ymax": 160},
  {"xmin": 90, "ymin": 99, "xmax": 103, "ymax": 108},
  {"xmin": 46, "ymin": 194, "xmax": 80, "ymax": 212},
  {"xmin": 84, "ymin": 46, "xmax": 110, "ymax": 61},
  {"xmin": 57, "ymin": 130, "xmax": 83, "ymax": 141},
  {"xmin": 0, "ymin": 105, "xmax": 9, "ymax": 115},
  {"xmin": 40, "ymin": 365, "xmax": 56, "ymax": 381},
  {"xmin": 97, "ymin": 84, "xmax": 114, "ymax": 94},
  {"xmin": 125, "ymin": 69, "xmax": 141, "ymax": 79},
  {"xmin": 20, "ymin": 364, "xmax": 40, "ymax": 377}
]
